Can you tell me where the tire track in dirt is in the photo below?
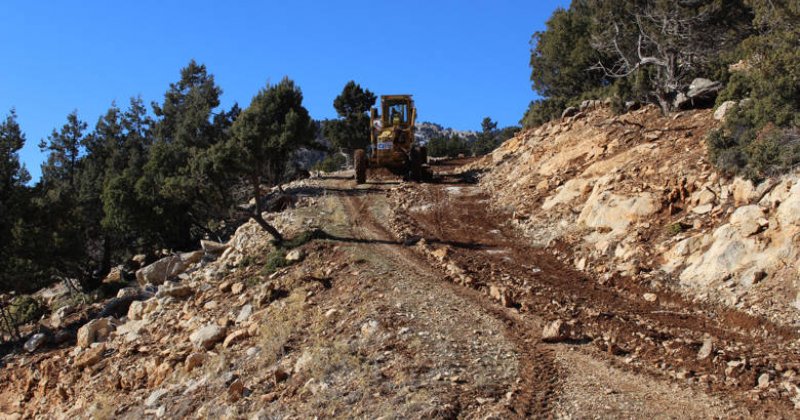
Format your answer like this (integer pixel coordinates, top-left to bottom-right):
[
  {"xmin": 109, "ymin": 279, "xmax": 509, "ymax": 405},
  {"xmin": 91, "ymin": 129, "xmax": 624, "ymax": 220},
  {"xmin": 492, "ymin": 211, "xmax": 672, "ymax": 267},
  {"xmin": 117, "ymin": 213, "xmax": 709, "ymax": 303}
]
[
  {"xmin": 387, "ymin": 176, "xmax": 800, "ymax": 416},
  {"xmin": 339, "ymin": 187, "xmax": 562, "ymax": 419}
]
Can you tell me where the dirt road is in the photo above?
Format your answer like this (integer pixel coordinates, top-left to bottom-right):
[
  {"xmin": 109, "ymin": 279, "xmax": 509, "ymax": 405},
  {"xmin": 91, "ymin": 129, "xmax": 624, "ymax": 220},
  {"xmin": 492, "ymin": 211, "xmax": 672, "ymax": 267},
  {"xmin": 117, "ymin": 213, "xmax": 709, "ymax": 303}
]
[
  {"xmin": 4, "ymin": 161, "xmax": 798, "ymax": 419},
  {"xmin": 323, "ymin": 161, "xmax": 800, "ymax": 418}
]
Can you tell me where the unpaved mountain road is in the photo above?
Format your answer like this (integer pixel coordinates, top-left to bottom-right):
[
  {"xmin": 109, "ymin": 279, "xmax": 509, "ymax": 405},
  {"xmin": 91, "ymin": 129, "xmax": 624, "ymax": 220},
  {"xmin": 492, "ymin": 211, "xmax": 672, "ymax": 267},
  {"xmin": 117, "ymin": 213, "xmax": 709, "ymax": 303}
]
[{"xmin": 322, "ymin": 160, "xmax": 800, "ymax": 418}]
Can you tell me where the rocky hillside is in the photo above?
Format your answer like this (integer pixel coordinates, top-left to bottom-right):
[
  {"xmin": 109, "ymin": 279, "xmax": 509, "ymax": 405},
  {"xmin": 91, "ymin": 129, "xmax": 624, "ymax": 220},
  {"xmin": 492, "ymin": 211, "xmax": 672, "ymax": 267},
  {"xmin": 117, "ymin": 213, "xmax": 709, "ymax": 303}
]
[
  {"xmin": 415, "ymin": 121, "xmax": 478, "ymax": 145},
  {"xmin": 3, "ymin": 105, "xmax": 800, "ymax": 418},
  {"xmin": 470, "ymin": 103, "xmax": 800, "ymax": 326}
]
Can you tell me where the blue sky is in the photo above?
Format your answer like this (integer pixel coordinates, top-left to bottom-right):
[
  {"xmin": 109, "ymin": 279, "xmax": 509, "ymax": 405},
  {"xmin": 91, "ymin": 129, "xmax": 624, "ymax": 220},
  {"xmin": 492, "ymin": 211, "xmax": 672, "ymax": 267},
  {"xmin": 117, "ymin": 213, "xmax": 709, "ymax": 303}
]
[{"xmin": 0, "ymin": 0, "xmax": 568, "ymax": 180}]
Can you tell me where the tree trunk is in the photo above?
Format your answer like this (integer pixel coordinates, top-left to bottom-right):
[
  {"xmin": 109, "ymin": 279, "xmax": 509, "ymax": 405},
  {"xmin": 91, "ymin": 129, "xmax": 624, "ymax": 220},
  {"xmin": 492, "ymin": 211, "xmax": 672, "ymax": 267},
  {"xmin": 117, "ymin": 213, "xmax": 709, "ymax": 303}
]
[
  {"xmin": 656, "ymin": 92, "xmax": 672, "ymax": 116},
  {"xmin": 251, "ymin": 175, "xmax": 284, "ymax": 244}
]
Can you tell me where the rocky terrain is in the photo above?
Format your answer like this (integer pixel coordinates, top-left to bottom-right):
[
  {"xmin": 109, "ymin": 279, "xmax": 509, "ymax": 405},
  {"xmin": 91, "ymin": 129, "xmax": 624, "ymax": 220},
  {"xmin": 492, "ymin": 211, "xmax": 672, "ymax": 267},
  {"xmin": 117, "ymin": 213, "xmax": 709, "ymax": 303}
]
[
  {"xmin": 2, "ymin": 104, "xmax": 800, "ymax": 418},
  {"xmin": 470, "ymin": 103, "xmax": 800, "ymax": 326},
  {"xmin": 415, "ymin": 122, "xmax": 478, "ymax": 145}
]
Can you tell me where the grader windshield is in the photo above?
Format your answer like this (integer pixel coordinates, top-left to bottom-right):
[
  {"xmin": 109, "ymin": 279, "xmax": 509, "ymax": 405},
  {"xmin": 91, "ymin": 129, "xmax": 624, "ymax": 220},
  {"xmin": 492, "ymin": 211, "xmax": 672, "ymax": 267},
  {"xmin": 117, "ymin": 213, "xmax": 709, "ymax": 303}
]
[{"xmin": 382, "ymin": 98, "xmax": 410, "ymax": 126}]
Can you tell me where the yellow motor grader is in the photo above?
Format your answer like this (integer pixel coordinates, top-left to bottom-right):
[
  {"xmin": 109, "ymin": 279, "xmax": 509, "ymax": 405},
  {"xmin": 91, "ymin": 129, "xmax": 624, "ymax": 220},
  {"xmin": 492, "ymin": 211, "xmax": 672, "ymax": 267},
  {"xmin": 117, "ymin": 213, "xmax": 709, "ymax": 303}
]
[{"xmin": 354, "ymin": 94, "xmax": 430, "ymax": 184}]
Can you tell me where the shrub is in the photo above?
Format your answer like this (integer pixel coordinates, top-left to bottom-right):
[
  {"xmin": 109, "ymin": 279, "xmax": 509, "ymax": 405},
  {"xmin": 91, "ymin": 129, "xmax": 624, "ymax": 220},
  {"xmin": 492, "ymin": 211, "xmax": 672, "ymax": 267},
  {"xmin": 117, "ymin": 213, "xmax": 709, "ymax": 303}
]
[
  {"xmin": 6, "ymin": 295, "xmax": 46, "ymax": 328},
  {"xmin": 313, "ymin": 153, "xmax": 347, "ymax": 173},
  {"xmin": 709, "ymin": 22, "xmax": 800, "ymax": 180}
]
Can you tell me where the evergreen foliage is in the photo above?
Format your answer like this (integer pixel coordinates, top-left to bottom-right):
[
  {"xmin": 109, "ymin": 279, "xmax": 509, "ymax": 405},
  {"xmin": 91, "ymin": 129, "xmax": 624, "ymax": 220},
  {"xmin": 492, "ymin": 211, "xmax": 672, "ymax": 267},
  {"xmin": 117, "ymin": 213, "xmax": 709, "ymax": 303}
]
[
  {"xmin": 322, "ymin": 81, "xmax": 376, "ymax": 153},
  {"xmin": 223, "ymin": 77, "xmax": 316, "ymax": 243}
]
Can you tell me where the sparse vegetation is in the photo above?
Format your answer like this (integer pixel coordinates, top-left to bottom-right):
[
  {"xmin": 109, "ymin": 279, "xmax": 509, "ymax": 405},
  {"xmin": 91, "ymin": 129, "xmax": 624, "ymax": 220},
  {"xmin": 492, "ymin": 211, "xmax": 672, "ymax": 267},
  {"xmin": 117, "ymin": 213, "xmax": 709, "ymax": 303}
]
[
  {"xmin": 313, "ymin": 153, "xmax": 347, "ymax": 173},
  {"xmin": 665, "ymin": 222, "xmax": 689, "ymax": 237},
  {"xmin": 707, "ymin": 1, "xmax": 800, "ymax": 179}
]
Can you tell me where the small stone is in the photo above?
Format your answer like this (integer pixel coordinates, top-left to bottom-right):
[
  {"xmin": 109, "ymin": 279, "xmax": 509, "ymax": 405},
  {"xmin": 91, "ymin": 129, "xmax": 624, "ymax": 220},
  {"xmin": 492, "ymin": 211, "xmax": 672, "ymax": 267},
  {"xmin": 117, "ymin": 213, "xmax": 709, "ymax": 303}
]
[
  {"xmin": 203, "ymin": 301, "xmax": 218, "ymax": 310},
  {"xmin": 542, "ymin": 319, "xmax": 570, "ymax": 343},
  {"xmin": 24, "ymin": 333, "xmax": 48, "ymax": 353},
  {"xmin": 274, "ymin": 368, "xmax": 289, "ymax": 384},
  {"xmin": 643, "ymin": 293, "xmax": 658, "ymax": 302},
  {"xmin": 285, "ymin": 249, "xmax": 304, "ymax": 262},
  {"xmin": 692, "ymin": 204, "xmax": 713, "ymax": 215},
  {"xmin": 228, "ymin": 378, "xmax": 244, "ymax": 402},
  {"xmin": 236, "ymin": 304, "xmax": 253, "ymax": 324},
  {"xmin": 116, "ymin": 287, "xmax": 140, "ymax": 300},
  {"xmin": 157, "ymin": 282, "xmax": 193, "ymax": 299},
  {"xmin": 75, "ymin": 344, "xmax": 105, "ymax": 369},
  {"xmin": 697, "ymin": 337, "xmax": 714, "ymax": 360},
  {"xmin": 361, "ymin": 320, "xmax": 379, "ymax": 338},
  {"xmin": 489, "ymin": 284, "xmax": 514, "ymax": 307},
  {"xmin": 223, "ymin": 330, "xmax": 249, "ymax": 348},
  {"xmin": 185, "ymin": 352, "xmax": 206, "ymax": 372},
  {"xmin": 145, "ymin": 388, "xmax": 168, "ymax": 407},
  {"xmin": 189, "ymin": 325, "xmax": 227, "ymax": 350},
  {"xmin": 714, "ymin": 100, "xmax": 737, "ymax": 121},
  {"xmin": 758, "ymin": 373, "xmax": 770, "ymax": 389},
  {"xmin": 128, "ymin": 301, "xmax": 144, "ymax": 320},
  {"xmin": 430, "ymin": 247, "xmax": 449, "ymax": 262},
  {"xmin": 231, "ymin": 282, "xmax": 245, "ymax": 295},
  {"xmin": 201, "ymin": 239, "xmax": 229, "ymax": 255}
]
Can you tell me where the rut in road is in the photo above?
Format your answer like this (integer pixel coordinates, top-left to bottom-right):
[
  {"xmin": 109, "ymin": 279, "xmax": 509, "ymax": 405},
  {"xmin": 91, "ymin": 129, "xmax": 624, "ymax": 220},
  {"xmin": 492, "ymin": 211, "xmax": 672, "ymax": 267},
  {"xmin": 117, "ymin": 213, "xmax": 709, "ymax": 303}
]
[
  {"xmin": 383, "ymin": 174, "xmax": 800, "ymax": 416},
  {"xmin": 341, "ymin": 189, "xmax": 563, "ymax": 419}
]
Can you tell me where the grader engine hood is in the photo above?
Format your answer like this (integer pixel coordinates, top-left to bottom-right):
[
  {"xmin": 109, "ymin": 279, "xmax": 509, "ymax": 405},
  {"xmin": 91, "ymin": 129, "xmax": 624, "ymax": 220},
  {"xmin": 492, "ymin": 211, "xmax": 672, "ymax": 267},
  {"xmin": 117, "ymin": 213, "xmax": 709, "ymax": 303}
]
[{"xmin": 354, "ymin": 93, "xmax": 430, "ymax": 184}]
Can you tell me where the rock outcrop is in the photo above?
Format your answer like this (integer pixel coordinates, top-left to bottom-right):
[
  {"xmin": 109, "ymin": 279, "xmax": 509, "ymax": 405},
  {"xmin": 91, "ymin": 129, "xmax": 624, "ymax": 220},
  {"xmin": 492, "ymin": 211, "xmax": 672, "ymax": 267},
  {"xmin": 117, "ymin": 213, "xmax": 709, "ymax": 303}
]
[
  {"xmin": 471, "ymin": 104, "xmax": 800, "ymax": 323},
  {"xmin": 135, "ymin": 250, "xmax": 204, "ymax": 285}
]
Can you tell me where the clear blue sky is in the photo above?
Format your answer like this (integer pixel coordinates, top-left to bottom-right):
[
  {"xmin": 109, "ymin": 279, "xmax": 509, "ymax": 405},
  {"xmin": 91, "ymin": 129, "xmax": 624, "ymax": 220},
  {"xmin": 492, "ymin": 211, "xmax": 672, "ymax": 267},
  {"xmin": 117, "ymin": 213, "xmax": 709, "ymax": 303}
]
[{"xmin": 0, "ymin": 0, "xmax": 568, "ymax": 180}]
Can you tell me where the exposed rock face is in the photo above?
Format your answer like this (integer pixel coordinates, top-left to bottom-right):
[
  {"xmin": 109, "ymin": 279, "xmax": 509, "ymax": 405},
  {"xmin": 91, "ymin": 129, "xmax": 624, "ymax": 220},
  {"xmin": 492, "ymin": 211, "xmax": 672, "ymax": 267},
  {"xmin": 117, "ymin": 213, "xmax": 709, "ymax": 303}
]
[
  {"xmin": 578, "ymin": 189, "xmax": 661, "ymax": 234},
  {"xmin": 471, "ymin": 104, "xmax": 800, "ymax": 323},
  {"xmin": 135, "ymin": 251, "xmax": 203, "ymax": 285}
]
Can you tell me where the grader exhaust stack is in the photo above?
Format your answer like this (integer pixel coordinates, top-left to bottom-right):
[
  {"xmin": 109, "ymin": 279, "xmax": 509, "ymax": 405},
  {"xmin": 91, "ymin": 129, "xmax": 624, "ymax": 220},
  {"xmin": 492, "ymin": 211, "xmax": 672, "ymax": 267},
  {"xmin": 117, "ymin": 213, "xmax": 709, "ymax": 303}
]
[{"xmin": 354, "ymin": 94, "xmax": 430, "ymax": 184}]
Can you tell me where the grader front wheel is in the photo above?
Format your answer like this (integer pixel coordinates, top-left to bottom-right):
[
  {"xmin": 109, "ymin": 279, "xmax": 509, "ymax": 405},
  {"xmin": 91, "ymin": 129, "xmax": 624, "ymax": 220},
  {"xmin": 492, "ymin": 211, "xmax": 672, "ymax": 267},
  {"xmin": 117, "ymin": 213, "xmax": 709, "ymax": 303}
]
[{"xmin": 354, "ymin": 149, "xmax": 367, "ymax": 184}]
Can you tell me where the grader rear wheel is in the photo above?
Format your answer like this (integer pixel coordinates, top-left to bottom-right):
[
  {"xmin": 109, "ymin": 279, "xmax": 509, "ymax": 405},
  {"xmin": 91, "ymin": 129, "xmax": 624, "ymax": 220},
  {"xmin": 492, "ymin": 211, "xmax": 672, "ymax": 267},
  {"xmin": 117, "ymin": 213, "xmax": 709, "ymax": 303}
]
[
  {"xmin": 409, "ymin": 147, "xmax": 423, "ymax": 182},
  {"xmin": 354, "ymin": 149, "xmax": 367, "ymax": 184}
]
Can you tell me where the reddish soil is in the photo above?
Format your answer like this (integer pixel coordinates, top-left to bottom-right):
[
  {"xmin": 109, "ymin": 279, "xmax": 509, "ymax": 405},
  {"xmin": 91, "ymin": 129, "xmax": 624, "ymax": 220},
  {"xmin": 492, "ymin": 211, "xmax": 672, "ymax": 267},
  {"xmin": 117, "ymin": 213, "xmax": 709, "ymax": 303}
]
[{"xmin": 351, "ymin": 162, "xmax": 800, "ymax": 417}]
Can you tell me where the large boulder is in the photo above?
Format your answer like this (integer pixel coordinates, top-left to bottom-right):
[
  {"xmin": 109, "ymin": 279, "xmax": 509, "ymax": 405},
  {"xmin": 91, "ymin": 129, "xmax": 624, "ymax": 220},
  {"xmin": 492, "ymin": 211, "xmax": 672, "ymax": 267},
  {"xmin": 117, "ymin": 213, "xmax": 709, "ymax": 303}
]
[
  {"xmin": 686, "ymin": 78, "xmax": 722, "ymax": 104},
  {"xmin": 76, "ymin": 317, "xmax": 115, "ymax": 349},
  {"xmin": 135, "ymin": 250, "xmax": 203, "ymax": 285},
  {"xmin": 675, "ymin": 79, "xmax": 722, "ymax": 110},
  {"xmin": 730, "ymin": 205, "xmax": 766, "ymax": 237},
  {"xmin": 776, "ymin": 182, "xmax": 800, "ymax": 227},
  {"xmin": 714, "ymin": 101, "xmax": 738, "ymax": 121}
]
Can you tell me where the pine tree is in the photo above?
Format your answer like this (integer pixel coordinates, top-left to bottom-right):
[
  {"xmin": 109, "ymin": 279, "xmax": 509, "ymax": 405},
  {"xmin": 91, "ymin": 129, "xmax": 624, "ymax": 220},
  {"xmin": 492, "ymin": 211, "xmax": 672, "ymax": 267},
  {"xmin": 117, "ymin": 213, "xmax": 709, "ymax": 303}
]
[
  {"xmin": 223, "ymin": 77, "xmax": 316, "ymax": 243},
  {"xmin": 322, "ymin": 81, "xmax": 377, "ymax": 155}
]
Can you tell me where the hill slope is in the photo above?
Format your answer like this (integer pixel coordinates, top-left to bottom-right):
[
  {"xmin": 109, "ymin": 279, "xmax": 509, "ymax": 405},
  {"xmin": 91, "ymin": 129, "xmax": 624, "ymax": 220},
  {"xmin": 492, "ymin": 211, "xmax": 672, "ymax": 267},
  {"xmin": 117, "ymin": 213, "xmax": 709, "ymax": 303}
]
[{"xmin": 471, "ymin": 104, "xmax": 800, "ymax": 326}]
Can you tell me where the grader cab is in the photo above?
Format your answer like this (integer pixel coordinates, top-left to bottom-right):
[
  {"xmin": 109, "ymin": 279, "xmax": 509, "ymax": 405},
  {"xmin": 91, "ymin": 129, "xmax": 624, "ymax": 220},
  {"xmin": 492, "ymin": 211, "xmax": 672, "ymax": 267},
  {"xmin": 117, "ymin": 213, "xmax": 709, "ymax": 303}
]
[{"xmin": 353, "ymin": 94, "xmax": 430, "ymax": 184}]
